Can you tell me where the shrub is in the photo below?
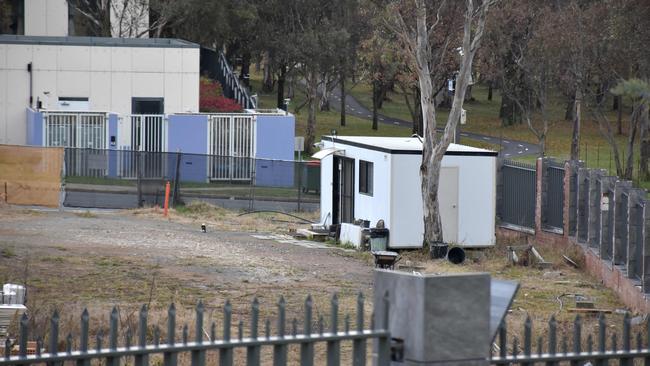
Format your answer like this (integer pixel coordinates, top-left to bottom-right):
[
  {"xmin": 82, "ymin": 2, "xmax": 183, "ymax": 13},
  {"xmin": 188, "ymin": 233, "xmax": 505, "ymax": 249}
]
[{"xmin": 199, "ymin": 77, "xmax": 243, "ymax": 113}]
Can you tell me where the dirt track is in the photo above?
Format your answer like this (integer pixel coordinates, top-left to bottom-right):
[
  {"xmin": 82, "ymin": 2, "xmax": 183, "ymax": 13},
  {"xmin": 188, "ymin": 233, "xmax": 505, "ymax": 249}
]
[{"xmin": 0, "ymin": 206, "xmax": 374, "ymax": 334}]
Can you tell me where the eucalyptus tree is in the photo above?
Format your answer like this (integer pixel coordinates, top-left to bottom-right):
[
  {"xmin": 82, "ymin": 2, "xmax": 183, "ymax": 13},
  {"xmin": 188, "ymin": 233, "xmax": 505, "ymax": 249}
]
[{"xmin": 387, "ymin": 0, "xmax": 494, "ymax": 249}]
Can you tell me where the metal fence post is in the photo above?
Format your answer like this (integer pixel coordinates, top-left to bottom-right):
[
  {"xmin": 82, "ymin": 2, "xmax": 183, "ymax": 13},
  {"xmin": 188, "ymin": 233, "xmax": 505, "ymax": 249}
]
[
  {"xmin": 297, "ymin": 161, "xmax": 302, "ymax": 212},
  {"xmin": 643, "ymin": 203, "xmax": 650, "ymax": 293},
  {"xmin": 613, "ymin": 180, "xmax": 633, "ymax": 264},
  {"xmin": 137, "ymin": 151, "xmax": 143, "ymax": 208},
  {"xmin": 172, "ymin": 151, "xmax": 182, "ymax": 207}
]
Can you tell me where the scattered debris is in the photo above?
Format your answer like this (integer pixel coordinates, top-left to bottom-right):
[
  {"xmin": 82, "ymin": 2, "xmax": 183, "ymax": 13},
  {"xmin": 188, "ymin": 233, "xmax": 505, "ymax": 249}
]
[
  {"xmin": 575, "ymin": 299, "xmax": 595, "ymax": 309},
  {"xmin": 372, "ymin": 251, "xmax": 401, "ymax": 269},
  {"xmin": 563, "ymin": 255, "xmax": 579, "ymax": 268},
  {"xmin": 631, "ymin": 315, "xmax": 646, "ymax": 326},
  {"xmin": 567, "ymin": 308, "xmax": 612, "ymax": 314},
  {"xmin": 251, "ymin": 234, "xmax": 341, "ymax": 250},
  {"xmin": 543, "ymin": 271, "xmax": 564, "ymax": 278},
  {"xmin": 295, "ymin": 228, "xmax": 329, "ymax": 241},
  {"xmin": 507, "ymin": 245, "xmax": 551, "ymax": 268}
]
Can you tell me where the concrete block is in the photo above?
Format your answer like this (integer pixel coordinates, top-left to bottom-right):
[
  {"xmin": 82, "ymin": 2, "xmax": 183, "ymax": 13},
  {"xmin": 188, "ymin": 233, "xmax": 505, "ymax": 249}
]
[{"xmin": 374, "ymin": 270, "xmax": 490, "ymax": 365}]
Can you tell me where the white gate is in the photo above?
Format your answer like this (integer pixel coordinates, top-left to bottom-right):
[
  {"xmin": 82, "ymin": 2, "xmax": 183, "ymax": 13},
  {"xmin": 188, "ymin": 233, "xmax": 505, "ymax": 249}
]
[
  {"xmin": 43, "ymin": 112, "xmax": 108, "ymax": 149},
  {"xmin": 207, "ymin": 115, "xmax": 255, "ymax": 181},
  {"xmin": 117, "ymin": 115, "xmax": 167, "ymax": 178},
  {"xmin": 43, "ymin": 112, "xmax": 109, "ymax": 177}
]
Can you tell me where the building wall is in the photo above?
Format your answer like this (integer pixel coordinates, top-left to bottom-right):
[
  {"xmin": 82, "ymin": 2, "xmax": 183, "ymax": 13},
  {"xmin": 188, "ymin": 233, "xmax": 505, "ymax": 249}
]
[
  {"xmin": 24, "ymin": 0, "xmax": 69, "ymax": 37},
  {"xmin": 391, "ymin": 154, "xmax": 496, "ymax": 248},
  {"xmin": 25, "ymin": 107, "xmax": 42, "ymax": 145},
  {"xmin": 255, "ymin": 114, "xmax": 295, "ymax": 187},
  {"xmin": 319, "ymin": 140, "xmax": 393, "ymax": 233},
  {"xmin": 390, "ymin": 153, "xmax": 424, "ymax": 248},
  {"xmin": 0, "ymin": 42, "xmax": 200, "ymax": 145},
  {"xmin": 167, "ymin": 114, "xmax": 208, "ymax": 154}
]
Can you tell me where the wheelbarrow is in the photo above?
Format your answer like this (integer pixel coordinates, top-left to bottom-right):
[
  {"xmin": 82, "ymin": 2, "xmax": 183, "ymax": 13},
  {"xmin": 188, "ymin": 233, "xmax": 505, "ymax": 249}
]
[{"xmin": 372, "ymin": 250, "xmax": 401, "ymax": 270}]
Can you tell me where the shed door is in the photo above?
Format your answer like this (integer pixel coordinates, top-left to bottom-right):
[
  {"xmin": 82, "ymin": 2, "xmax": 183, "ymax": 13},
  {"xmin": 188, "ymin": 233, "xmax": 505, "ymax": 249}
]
[
  {"xmin": 439, "ymin": 167, "xmax": 459, "ymax": 244},
  {"xmin": 333, "ymin": 156, "xmax": 355, "ymax": 224}
]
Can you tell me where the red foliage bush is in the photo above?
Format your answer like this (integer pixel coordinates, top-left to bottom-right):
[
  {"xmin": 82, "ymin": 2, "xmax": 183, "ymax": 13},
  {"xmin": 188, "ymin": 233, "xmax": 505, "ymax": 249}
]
[{"xmin": 199, "ymin": 77, "xmax": 242, "ymax": 113}]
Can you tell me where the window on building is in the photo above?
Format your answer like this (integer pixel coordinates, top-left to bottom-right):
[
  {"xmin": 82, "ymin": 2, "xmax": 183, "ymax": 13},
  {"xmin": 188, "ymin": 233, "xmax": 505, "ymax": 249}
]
[
  {"xmin": 359, "ymin": 160, "xmax": 373, "ymax": 196},
  {"xmin": 0, "ymin": 0, "xmax": 24, "ymax": 35}
]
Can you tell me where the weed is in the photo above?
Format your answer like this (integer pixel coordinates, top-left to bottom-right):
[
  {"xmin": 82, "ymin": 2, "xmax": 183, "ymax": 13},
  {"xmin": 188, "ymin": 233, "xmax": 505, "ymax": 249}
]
[
  {"xmin": 75, "ymin": 210, "xmax": 97, "ymax": 218},
  {"xmin": 1, "ymin": 246, "xmax": 16, "ymax": 258},
  {"xmin": 41, "ymin": 256, "xmax": 65, "ymax": 263}
]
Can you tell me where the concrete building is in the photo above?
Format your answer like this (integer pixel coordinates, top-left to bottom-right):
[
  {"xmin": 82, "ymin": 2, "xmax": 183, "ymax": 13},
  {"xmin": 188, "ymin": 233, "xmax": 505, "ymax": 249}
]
[
  {"xmin": 0, "ymin": 35, "xmax": 200, "ymax": 145},
  {"xmin": 316, "ymin": 136, "xmax": 498, "ymax": 248},
  {"xmin": 0, "ymin": 0, "xmax": 199, "ymax": 145}
]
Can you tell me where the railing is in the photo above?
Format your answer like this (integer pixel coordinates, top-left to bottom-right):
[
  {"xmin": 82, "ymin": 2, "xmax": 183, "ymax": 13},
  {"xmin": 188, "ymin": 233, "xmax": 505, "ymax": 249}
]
[
  {"xmin": 498, "ymin": 159, "xmax": 537, "ymax": 230},
  {"xmin": 542, "ymin": 161, "xmax": 565, "ymax": 232},
  {"xmin": 491, "ymin": 313, "xmax": 650, "ymax": 365},
  {"xmin": 43, "ymin": 111, "xmax": 108, "ymax": 149},
  {"xmin": 121, "ymin": 114, "xmax": 167, "ymax": 152},
  {"xmin": 0, "ymin": 294, "xmax": 390, "ymax": 366},
  {"xmin": 217, "ymin": 51, "xmax": 256, "ymax": 109}
]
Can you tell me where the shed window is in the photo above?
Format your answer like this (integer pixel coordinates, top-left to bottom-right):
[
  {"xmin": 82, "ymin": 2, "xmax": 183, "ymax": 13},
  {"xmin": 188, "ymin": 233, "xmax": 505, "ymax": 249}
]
[{"xmin": 359, "ymin": 160, "xmax": 373, "ymax": 196}]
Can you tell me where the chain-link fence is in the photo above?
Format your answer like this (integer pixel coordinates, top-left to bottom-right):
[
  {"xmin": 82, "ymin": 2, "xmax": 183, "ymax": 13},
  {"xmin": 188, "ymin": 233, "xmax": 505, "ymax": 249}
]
[{"xmin": 62, "ymin": 148, "xmax": 320, "ymax": 212}]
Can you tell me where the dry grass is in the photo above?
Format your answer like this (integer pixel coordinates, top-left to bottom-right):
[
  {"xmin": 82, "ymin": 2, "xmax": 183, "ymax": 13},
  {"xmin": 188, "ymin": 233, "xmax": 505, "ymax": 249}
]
[
  {"xmin": 397, "ymin": 237, "xmax": 641, "ymax": 354},
  {"xmin": 0, "ymin": 204, "xmax": 643, "ymax": 359},
  {"xmin": 131, "ymin": 201, "xmax": 320, "ymax": 234}
]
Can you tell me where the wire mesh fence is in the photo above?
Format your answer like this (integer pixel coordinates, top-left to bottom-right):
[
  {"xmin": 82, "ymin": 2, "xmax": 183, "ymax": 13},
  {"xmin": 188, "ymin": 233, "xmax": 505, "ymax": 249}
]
[{"xmin": 62, "ymin": 148, "xmax": 320, "ymax": 212}]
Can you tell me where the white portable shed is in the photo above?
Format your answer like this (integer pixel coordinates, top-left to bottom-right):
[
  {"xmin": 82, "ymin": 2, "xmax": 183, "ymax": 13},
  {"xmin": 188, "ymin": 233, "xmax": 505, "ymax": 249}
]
[{"xmin": 317, "ymin": 136, "xmax": 497, "ymax": 249}]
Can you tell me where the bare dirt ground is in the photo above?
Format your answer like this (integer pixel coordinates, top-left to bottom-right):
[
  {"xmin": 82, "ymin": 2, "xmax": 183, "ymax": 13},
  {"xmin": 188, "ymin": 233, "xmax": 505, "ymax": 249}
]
[{"xmin": 0, "ymin": 202, "xmax": 643, "ymax": 361}]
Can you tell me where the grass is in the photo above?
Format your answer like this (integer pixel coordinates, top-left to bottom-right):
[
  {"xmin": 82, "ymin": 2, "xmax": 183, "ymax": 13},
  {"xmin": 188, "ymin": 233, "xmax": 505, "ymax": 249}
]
[
  {"xmin": 150, "ymin": 201, "xmax": 320, "ymax": 233},
  {"xmin": 398, "ymin": 235, "xmax": 634, "ymax": 350},
  {"xmin": 1, "ymin": 245, "xmax": 15, "ymax": 258},
  {"xmin": 249, "ymin": 71, "xmax": 410, "ymax": 140},
  {"xmin": 347, "ymin": 81, "xmax": 650, "ymax": 189}
]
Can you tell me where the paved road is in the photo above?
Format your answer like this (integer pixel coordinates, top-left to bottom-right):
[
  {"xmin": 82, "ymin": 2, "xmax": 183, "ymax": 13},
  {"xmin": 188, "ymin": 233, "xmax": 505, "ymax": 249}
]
[
  {"xmin": 64, "ymin": 190, "xmax": 319, "ymax": 212},
  {"xmin": 328, "ymin": 87, "xmax": 540, "ymax": 158}
]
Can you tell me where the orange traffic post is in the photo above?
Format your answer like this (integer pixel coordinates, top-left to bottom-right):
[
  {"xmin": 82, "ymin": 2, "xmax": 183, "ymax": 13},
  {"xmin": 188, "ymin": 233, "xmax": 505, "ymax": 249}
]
[{"xmin": 163, "ymin": 181, "xmax": 170, "ymax": 217}]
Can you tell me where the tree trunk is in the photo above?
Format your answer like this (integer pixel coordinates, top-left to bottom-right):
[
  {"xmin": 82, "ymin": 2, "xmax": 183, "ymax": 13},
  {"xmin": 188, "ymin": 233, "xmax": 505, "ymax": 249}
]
[
  {"xmin": 319, "ymin": 79, "xmax": 330, "ymax": 111},
  {"xmin": 570, "ymin": 88, "xmax": 581, "ymax": 161},
  {"xmin": 640, "ymin": 103, "xmax": 650, "ymax": 180},
  {"xmin": 464, "ymin": 84, "xmax": 473, "ymax": 102},
  {"xmin": 500, "ymin": 94, "xmax": 520, "ymax": 126},
  {"xmin": 240, "ymin": 51, "xmax": 251, "ymax": 88},
  {"xmin": 617, "ymin": 96, "xmax": 623, "ymax": 135},
  {"xmin": 262, "ymin": 52, "xmax": 274, "ymax": 93},
  {"xmin": 372, "ymin": 80, "xmax": 380, "ymax": 130},
  {"xmin": 414, "ymin": 87, "xmax": 423, "ymax": 135},
  {"xmin": 340, "ymin": 74, "xmax": 346, "ymax": 127},
  {"xmin": 613, "ymin": 94, "xmax": 619, "ymax": 110},
  {"xmin": 287, "ymin": 75, "xmax": 294, "ymax": 98},
  {"xmin": 305, "ymin": 71, "xmax": 318, "ymax": 155},
  {"xmin": 624, "ymin": 104, "xmax": 641, "ymax": 180},
  {"xmin": 565, "ymin": 91, "xmax": 575, "ymax": 121},
  {"xmin": 487, "ymin": 81, "xmax": 493, "ymax": 101},
  {"xmin": 276, "ymin": 65, "xmax": 286, "ymax": 110}
]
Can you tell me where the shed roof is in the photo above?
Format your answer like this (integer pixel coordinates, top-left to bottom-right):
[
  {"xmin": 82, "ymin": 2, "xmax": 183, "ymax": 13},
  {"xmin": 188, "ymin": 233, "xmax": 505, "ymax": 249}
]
[
  {"xmin": 0, "ymin": 35, "xmax": 199, "ymax": 48},
  {"xmin": 320, "ymin": 136, "xmax": 498, "ymax": 156}
]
